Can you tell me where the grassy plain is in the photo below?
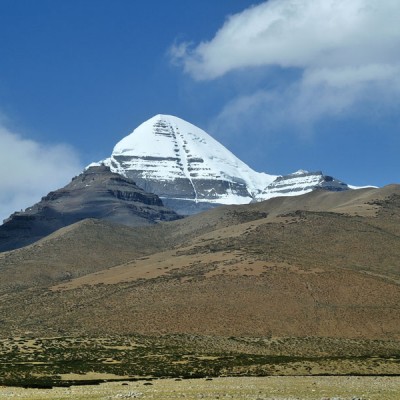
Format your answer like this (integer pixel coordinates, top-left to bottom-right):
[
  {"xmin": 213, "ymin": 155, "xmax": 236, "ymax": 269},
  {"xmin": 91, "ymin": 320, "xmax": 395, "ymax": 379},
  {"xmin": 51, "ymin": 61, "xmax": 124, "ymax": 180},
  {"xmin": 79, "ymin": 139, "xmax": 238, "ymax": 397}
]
[{"xmin": 1, "ymin": 335, "xmax": 400, "ymax": 388}]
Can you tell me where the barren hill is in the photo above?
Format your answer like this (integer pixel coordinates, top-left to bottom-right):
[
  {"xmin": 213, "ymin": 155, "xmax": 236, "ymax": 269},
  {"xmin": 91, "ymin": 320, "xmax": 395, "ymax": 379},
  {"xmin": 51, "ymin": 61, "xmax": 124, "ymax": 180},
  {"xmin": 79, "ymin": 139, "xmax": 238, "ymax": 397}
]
[{"xmin": 0, "ymin": 185, "xmax": 399, "ymax": 341}]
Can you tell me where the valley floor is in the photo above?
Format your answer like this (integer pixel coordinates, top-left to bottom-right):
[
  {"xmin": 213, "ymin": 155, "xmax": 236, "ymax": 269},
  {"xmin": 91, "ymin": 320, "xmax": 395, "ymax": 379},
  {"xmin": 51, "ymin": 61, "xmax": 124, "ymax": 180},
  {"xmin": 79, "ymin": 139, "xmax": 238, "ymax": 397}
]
[{"xmin": 1, "ymin": 376, "xmax": 400, "ymax": 400}]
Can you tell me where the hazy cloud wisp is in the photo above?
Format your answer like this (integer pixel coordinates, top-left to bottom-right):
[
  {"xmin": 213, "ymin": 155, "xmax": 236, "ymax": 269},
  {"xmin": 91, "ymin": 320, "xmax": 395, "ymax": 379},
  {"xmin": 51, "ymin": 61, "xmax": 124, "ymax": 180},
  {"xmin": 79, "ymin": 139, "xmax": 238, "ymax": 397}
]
[{"xmin": 0, "ymin": 125, "xmax": 83, "ymax": 223}]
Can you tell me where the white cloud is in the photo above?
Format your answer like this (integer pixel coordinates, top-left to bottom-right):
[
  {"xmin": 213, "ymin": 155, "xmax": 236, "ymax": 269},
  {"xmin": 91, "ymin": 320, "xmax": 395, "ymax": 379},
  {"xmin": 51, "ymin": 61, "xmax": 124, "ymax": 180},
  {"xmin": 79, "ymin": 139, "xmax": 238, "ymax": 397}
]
[
  {"xmin": 173, "ymin": 0, "xmax": 400, "ymax": 81},
  {"xmin": 172, "ymin": 0, "xmax": 400, "ymax": 135},
  {"xmin": 0, "ymin": 125, "xmax": 83, "ymax": 224}
]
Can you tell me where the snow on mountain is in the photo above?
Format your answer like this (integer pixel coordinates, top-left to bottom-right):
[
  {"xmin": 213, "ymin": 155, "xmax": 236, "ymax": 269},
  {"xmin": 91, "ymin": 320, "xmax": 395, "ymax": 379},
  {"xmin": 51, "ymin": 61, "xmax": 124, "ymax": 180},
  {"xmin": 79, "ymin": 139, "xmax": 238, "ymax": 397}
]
[
  {"xmin": 97, "ymin": 114, "xmax": 351, "ymax": 214},
  {"xmin": 255, "ymin": 170, "xmax": 349, "ymax": 200}
]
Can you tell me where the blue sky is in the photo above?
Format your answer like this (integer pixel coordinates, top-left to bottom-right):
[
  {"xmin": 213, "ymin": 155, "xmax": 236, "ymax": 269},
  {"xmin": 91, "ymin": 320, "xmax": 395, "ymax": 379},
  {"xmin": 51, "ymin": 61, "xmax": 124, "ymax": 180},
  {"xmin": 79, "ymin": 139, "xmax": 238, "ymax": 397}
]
[{"xmin": 0, "ymin": 0, "xmax": 399, "ymax": 221}]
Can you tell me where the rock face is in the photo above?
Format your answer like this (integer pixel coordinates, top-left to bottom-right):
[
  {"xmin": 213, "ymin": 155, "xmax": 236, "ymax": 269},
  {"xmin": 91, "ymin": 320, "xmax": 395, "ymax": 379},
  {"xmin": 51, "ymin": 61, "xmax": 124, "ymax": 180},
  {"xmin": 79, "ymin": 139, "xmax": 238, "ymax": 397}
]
[
  {"xmin": 0, "ymin": 165, "xmax": 180, "ymax": 252},
  {"xmin": 98, "ymin": 115, "xmax": 351, "ymax": 214}
]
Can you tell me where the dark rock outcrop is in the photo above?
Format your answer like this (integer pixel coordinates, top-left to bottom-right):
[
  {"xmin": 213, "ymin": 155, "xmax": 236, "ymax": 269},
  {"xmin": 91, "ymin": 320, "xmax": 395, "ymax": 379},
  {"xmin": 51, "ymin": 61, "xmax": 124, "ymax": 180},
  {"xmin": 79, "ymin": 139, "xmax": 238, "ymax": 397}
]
[{"xmin": 0, "ymin": 165, "xmax": 181, "ymax": 252}]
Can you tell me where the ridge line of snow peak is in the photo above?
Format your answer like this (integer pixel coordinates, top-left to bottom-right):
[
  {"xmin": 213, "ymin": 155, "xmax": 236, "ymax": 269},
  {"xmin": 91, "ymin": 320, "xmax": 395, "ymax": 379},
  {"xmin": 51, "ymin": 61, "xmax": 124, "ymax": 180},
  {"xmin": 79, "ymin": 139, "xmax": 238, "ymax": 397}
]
[{"xmin": 97, "ymin": 114, "xmax": 351, "ymax": 215}]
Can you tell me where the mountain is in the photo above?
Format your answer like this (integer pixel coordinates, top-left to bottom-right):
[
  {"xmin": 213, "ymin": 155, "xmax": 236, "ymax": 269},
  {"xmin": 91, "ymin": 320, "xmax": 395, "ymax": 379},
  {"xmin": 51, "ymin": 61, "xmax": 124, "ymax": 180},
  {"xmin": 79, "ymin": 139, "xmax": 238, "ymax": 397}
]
[
  {"xmin": 1, "ymin": 184, "xmax": 399, "ymax": 340},
  {"xmin": 98, "ymin": 114, "xmax": 275, "ymax": 214},
  {"xmin": 98, "ymin": 114, "xmax": 351, "ymax": 214},
  {"xmin": 0, "ymin": 165, "xmax": 180, "ymax": 252}
]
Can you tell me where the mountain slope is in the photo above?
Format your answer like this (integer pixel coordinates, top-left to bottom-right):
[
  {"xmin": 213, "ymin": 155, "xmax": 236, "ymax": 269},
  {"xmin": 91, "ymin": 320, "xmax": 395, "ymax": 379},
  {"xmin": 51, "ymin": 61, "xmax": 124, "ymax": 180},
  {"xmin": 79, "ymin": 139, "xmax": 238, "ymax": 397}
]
[
  {"xmin": 0, "ymin": 184, "xmax": 399, "ymax": 340},
  {"xmin": 0, "ymin": 218, "xmax": 170, "ymax": 292},
  {"xmin": 99, "ymin": 114, "xmax": 351, "ymax": 214},
  {"xmin": 0, "ymin": 165, "xmax": 180, "ymax": 252}
]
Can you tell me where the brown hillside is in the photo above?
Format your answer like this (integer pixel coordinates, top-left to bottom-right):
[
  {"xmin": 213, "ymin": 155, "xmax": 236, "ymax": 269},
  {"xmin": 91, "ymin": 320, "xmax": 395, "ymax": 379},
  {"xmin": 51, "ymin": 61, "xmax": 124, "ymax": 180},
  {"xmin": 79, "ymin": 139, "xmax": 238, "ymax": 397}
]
[{"xmin": 0, "ymin": 185, "xmax": 399, "ymax": 341}]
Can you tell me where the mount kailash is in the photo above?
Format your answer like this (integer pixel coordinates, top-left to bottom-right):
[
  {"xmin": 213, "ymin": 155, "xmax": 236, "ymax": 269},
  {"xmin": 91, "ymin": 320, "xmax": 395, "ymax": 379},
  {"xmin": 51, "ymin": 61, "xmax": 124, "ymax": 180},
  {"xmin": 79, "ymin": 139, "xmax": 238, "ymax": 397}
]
[{"xmin": 95, "ymin": 114, "xmax": 351, "ymax": 215}]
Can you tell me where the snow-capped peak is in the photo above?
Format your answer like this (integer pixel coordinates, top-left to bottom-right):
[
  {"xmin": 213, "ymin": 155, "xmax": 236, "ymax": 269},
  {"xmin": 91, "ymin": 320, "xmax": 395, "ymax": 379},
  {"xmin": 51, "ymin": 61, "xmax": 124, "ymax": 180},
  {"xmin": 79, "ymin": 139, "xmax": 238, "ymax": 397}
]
[
  {"xmin": 103, "ymin": 114, "xmax": 276, "ymax": 206},
  {"xmin": 96, "ymin": 114, "xmax": 351, "ymax": 215},
  {"xmin": 111, "ymin": 114, "xmax": 275, "ymax": 189}
]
